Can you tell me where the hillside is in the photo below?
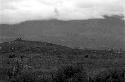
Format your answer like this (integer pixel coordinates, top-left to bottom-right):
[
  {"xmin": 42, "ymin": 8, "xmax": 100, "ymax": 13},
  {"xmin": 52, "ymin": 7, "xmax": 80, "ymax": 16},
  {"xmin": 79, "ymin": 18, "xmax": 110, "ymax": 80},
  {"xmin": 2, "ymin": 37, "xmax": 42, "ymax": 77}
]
[
  {"xmin": 0, "ymin": 38, "xmax": 75, "ymax": 54},
  {"xmin": 0, "ymin": 39, "xmax": 125, "ymax": 82},
  {"xmin": 0, "ymin": 38, "xmax": 124, "ymax": 54}
]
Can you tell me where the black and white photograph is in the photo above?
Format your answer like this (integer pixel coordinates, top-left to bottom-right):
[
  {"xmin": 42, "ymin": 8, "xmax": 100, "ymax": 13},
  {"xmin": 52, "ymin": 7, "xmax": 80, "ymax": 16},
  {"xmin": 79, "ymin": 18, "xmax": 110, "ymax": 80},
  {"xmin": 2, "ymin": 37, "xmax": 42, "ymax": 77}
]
[{"xmin": 0, "ymin": 0, "xmax": 125, "ymax": 82}]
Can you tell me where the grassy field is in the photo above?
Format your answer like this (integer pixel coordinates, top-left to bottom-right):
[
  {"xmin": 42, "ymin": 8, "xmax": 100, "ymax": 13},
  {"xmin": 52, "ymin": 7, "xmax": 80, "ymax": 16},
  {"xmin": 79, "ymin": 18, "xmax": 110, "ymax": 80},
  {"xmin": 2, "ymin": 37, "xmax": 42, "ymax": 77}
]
[{"xmin": 0, "ymin": 39, "xmax": 125, "ymax": 82}]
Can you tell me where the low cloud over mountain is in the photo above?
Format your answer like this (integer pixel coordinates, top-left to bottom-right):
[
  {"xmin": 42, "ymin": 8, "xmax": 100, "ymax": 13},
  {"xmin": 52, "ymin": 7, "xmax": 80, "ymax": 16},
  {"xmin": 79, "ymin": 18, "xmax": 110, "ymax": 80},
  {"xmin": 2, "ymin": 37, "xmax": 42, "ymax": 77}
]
[{"xmin": 0, "ymin": 0, "xmax": 124, "ymax": 24}]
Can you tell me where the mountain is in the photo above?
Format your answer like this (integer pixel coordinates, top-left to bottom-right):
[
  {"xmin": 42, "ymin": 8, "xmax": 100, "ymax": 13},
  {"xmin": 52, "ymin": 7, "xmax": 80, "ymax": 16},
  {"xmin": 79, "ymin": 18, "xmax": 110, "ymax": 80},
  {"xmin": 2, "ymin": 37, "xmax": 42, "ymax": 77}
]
[{"xmin": 0, "ymin": 16, "xmax": 125, "ymax": 49}]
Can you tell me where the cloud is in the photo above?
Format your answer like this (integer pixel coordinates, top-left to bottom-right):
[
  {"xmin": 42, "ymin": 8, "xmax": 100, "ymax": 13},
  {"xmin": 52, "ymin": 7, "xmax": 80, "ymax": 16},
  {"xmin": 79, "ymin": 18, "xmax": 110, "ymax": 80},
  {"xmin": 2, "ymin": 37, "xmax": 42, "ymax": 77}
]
[{"xmin": 0, "ymin": 0, "xmax": 125, "ymax": 24}]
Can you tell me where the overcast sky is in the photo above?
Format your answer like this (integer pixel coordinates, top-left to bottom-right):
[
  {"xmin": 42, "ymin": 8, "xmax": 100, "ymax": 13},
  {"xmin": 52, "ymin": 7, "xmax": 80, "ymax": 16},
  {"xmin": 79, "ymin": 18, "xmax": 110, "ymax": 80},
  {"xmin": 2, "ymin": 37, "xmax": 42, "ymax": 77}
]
[{"xmin": 0, "ymin": 0, "xmax": 125, "ymax": 24}]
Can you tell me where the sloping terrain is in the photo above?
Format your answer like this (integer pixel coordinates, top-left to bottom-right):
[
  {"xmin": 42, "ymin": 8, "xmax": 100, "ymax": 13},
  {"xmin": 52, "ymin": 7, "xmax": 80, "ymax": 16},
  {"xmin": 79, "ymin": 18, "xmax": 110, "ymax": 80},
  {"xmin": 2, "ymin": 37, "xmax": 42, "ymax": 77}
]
[{"xmin": 0, "ymin": 39, "xmax": 125, "ymax": 82}]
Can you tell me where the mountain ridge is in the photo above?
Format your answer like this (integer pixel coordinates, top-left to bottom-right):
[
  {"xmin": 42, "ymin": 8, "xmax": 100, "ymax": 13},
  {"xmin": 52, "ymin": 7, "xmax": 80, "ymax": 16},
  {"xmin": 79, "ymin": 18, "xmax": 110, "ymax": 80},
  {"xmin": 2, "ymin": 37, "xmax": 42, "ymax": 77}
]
[{"xmin": 0, "ymin": 16, "xmax": 125, "ymax": 49}]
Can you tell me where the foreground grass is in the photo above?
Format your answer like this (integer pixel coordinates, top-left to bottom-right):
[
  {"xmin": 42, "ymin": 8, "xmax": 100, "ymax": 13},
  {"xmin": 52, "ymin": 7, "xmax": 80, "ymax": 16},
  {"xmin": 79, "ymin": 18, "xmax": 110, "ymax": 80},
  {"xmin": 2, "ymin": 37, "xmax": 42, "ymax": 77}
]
[
  {"xmin": 1, "ymin": 58, "xmax": 125, "ymax": 82},
  {"xmin": 0, "ymin": 52, "xmax": 125, "ymax": 82}
]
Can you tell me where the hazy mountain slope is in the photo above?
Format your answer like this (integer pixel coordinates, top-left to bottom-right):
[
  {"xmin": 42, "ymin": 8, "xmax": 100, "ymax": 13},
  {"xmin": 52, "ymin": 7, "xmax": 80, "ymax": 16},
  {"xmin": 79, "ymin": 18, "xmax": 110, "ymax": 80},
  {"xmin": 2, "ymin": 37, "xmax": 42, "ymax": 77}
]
[{"xmin": 0, "ymin": 16, "xmax": 124, "ymax": 49}]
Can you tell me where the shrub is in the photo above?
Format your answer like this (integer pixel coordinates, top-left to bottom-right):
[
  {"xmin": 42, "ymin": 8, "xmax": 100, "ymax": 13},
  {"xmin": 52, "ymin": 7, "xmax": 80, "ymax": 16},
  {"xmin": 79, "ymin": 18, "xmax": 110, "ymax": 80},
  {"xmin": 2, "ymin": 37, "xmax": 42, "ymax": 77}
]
[
  {"xmin": 53, "ymin": 64, "xmax": 89, "ymax": 82},
  {"xmin": 33, "ymin": 71, "xmax": 54, "ymax": 82},
  {"xmin": 10, "ymin": 70, "xmax": 55, "ymax": 82},
  {"xmin": 93, "ymin": 68, "xmax": 125, "ymax": 82},
  {"xmin": 11, "ymin": 71, "xmax": 36, "ymax": 82}
]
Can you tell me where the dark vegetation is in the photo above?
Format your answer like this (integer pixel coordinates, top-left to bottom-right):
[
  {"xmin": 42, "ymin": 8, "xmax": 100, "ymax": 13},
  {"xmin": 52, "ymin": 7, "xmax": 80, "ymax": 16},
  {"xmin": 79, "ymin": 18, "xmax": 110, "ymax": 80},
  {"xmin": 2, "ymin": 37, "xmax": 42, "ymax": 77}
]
[{"xmin": 0, "ymin": 38, "xmax": 125, "ymax": 82}]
